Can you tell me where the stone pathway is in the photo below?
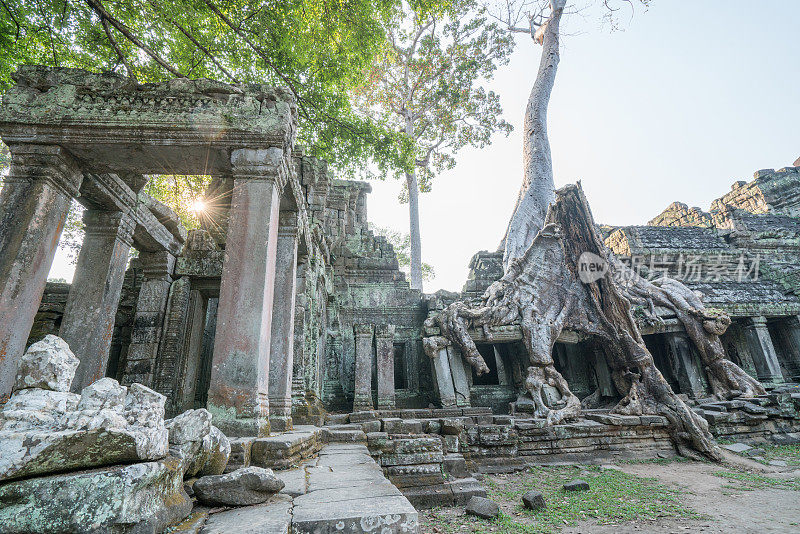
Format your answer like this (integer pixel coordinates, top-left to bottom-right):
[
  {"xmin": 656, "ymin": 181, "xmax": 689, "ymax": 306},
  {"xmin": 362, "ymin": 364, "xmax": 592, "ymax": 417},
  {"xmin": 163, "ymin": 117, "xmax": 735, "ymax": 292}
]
[{"xmin": 197, "ymin": 444, "xmax": 418, "ymax": 533}]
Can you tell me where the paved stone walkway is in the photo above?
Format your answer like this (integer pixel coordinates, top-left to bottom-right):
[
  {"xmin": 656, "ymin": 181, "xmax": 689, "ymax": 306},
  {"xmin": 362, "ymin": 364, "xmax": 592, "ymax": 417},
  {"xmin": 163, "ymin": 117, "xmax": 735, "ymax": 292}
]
[{"xmin": 200, "ymin": 444, "xmax": 419, "ymax": 533}]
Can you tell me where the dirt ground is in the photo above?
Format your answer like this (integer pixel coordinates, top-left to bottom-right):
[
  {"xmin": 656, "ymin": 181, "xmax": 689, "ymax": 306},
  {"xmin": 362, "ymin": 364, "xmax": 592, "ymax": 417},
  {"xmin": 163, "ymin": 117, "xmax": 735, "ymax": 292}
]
[
  {"xmin": 420, "ymin": 450, "xmax": 800, "ymax": 534},
  {"xmin": 563, "ymin": 455, "xmax": 800, "ymax": 534}
]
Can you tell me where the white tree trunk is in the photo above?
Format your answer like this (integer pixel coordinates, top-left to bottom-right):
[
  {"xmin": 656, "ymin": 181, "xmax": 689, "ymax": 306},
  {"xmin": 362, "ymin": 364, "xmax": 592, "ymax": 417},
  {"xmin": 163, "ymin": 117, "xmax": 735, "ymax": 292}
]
[
  {"xmin": 405, "ymin": 114, "xmax": 424, "ymax": 291},
  {"xmin": 503, "ymin": 0, "xmax": 567, "ymax": 270}
]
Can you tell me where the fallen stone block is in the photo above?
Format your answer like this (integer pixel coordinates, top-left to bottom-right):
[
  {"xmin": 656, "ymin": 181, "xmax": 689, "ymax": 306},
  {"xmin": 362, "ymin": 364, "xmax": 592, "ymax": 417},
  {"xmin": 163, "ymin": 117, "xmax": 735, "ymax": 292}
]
[
  {"xmin": 449, "ymin": 477, "xmax": 486, "ymax": 505},
  {"xmin": 0, "ymin": 457, "xmax": 190, "ymax": 534},
  {"xmin": 198, "ymin": 426, "xmax": 231, "ymax": 476},
  {"xmin": 193, "ymin": 466, "xmax": 285, "ymax": 506},
  {"xmin": 12, "ymin": 335, "xmax": 78, "ymax": 393},
  {"xmin": 465, "ymin": 496, "xmax": 500, "ymax": 519},
  {"xmin": 721, "ymin": 442, "xmax": 752, "ymax": 454},
  {"xmin": 563, "ymin": 479, "xmax": 589, "ymax": 491},
  {"xmin": 1, "ymin": 378, "xmax": 169, "ymax": 482},
  {"xmin": 522, "ymin": 490, "xmax": 546, "ymax": 511}
]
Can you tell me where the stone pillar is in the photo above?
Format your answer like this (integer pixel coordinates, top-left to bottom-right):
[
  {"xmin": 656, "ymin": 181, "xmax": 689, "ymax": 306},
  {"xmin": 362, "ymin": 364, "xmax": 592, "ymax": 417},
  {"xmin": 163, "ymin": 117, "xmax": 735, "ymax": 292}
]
[
  {"xmin": 353, "ymin": 324, "xmax": 375, "ymax": 412},
  {"xmin": 208, "ymin": 148, "xmax": 286, "ymax": 437},
  {"xmin": 664, "ymin": 332, "xmax": 709, "ymax": 398},
  {"xmin": 268, "ymin": 211, "xmax": 299, "ymax": 432},
  {"xmin": 743, "ymin": 316, "xmax": 783, "ymax": 385},
  {"xmin": 590, "ymin": 345, "xmax": 615, "ymax": 397},
  {"xmin": 62, "ymin": 210, "xmax": 135, "ymax": 392},
  {"xmin": 375, "ymin": 324, "xmax": 397, "ymax": 410},
  {"xmin": 0, "ymin": 145, "xmax": 82, "ymax": 401},
  {"xmin": 122, "ymin": 251, "xmax": 175, "ymax": 387},
  {"xmin": 774, "ymin": 316, "xmax": 800, "ymax": 381},
  {"xmin": 432, "ymin": 348, "xmax": 457, "ymax": 407},
  {"xmin": 447, "ymin": 346, "xmax": 471, "ymax": 406}
]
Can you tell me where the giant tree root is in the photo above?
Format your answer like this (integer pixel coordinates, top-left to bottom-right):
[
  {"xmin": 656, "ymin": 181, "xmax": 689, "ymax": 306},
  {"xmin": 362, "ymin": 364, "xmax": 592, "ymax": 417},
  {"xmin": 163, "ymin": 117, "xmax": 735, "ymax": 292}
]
[{"xmin": 428, "ymin": 183, "xmax": 764, "ymax": 461}]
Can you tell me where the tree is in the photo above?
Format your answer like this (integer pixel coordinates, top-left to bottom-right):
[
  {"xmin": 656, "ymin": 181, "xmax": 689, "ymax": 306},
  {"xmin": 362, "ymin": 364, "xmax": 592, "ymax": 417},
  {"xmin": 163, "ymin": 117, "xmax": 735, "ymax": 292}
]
[
  {"xmin": 0, "ymin": 0, "xmax": 425, "ymax": 175},
  {"xmin": 425, "ymin": 0, "xmax": 763, "ymax": 461},
  {"xmin": 354, "ymin": 0, "xmax": 513, "ymax": 290},
  {"xmin": 371, "ymin": 225, "xmax": 435, "ymax": 282}
]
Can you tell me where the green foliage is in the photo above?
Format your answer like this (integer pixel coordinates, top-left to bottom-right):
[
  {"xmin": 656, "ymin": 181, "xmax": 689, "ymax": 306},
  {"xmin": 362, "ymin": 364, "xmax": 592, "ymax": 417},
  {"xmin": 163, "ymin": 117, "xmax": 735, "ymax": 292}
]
[
  {"xmin": 354, "ymin": 0, "xmax": 513, "ymax": 191},
  {"xmin": 0, "ymin": 0, "xmax": 437, "ymax": 174},
  {"xmin": 371, "ymin": 224, "xmax": 435, "ymax": 281},
  {"xmin": 143, "ymin": 174, "xmax": 212, "ymax": 229}
]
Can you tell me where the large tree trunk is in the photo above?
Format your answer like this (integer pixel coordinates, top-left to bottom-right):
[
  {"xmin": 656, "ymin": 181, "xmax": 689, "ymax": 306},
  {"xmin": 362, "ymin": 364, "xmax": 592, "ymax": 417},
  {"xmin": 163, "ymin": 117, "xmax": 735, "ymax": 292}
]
[
  {"xmin": 405, "ymin": 113, "xmax": 424, "ymax": 291},
  {"xmin": 502, "ymin": 0, "xmax": 566, "ymax": 269},
  {"xmin": 407, "ymin": 168, "xmax": 424, "ymax": 291},
  {"xmin": 424, "ymin": 0, "xmax": 764, "ymax": 461}
]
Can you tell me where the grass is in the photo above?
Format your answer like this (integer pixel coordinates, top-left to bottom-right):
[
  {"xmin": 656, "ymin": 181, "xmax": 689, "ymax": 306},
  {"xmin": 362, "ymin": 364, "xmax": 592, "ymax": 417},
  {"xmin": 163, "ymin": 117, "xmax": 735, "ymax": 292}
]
[
  {"xmin": 421, "ymin": 465, "xmax": 700, "ymax": 534},
  {"xmin": 753, "ymin": 444, "xmax": 800, "ymax": 466},
  {"xmin": 713, "ymin": 469, "xmax": 800, "ymax": 492}
]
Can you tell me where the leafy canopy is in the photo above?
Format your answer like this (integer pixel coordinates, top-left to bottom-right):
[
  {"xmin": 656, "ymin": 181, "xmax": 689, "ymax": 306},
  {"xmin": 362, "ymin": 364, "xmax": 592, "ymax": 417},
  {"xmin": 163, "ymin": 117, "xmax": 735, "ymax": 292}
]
[
  {"xmin": 353, "ymin": 0, "xmax": 513, "ymax": 194},
  {"xmin": 0, "ymin": 0, "xmax": 449, "ymax": 174}
]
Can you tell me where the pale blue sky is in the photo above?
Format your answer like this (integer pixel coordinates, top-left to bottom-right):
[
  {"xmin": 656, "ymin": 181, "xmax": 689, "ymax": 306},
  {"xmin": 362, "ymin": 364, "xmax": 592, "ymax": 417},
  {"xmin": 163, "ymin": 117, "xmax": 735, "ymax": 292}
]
[
  {"xmin": 48, "ymin": 1, "xmax": 799, "ymax": 290},
  {"xmin": 365, "ymin": 0, "xmax": 800, "ymax": 291}
]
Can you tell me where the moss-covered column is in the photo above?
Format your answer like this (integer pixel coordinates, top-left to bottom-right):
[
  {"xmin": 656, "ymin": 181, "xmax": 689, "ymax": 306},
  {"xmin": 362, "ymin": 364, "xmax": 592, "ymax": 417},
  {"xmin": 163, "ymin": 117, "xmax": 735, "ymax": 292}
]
[
  {"xmin": 63, "ymin": 210, "xmax": 135, "ymax": 392},
  {"xmin": 432, "ymin": 347, "xmax": 457, "ymax": 407},
  {"xmin": 0, "ymin": 144, "xmax": 82, "ymax": 401},
  {"xmin": 353, "ymin": 323, "xmax": 375, "ymax": 412},
  {"xmin": 375, "ymin": 324, "xmax": 397, "ymax": 410},
  {"xmin": 268, "ymin": 211, "xmax": 299, "ymax": 431},
  {"xmin": 208, "ymin": 148, "xmax": 286, "ymax": 437},
  {"xmin": 121, "ymin": 250, "xmax": 175, "ymax": 387},
  {"xmin": 447, "ymin": 346, "xmax": 471, "ymax": 406}
]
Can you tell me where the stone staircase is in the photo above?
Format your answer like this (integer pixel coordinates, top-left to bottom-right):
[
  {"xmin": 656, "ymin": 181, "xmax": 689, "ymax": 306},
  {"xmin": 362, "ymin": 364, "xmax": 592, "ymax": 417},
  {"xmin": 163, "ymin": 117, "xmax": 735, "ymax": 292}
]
[{"xmin": 196, "ymin": 444, "xmax": 418, "ymax": 533}]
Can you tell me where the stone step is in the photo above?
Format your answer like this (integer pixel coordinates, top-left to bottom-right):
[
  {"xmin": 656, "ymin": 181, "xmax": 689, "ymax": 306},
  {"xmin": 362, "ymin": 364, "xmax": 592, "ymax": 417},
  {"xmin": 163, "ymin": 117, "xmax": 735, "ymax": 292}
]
[
  {"xmin": 322, "ymin": 428, "xmax": 368, "ymax": 444},
  {"xmin": 292, "ymin": 444, "xmax": 418, "ymax": 533}
]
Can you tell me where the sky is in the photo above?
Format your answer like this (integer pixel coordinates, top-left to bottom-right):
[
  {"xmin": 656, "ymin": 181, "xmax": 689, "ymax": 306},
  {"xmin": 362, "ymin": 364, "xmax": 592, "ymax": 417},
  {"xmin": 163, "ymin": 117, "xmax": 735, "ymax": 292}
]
[{"xmin": 47, "ymin": 0, "xmax": 800, "ymax": 290}]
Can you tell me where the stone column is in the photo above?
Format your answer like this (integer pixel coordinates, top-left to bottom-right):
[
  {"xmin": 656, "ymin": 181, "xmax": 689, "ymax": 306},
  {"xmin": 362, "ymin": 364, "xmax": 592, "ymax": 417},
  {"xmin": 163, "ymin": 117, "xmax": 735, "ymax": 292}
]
[
  {"xmin": 375, "ymin": 324, "xmax": 397, "ymax": 410},
  {"xmin": 0, "ymin": 145, "xmax": 82, "ymax": 401},
  {"xmin": 447, "ymin": 346, "xmax": 471, "ymax": 406},
  {"xmin": 208, "ymin": 148, "xmax": 286, "ymax": 437},
  {"xmin": 743, "ymin": 316, "xmax": 783, "ymax": 385},
  {"xmin": 590, "ymin": 345, "xmax": 615, "ymax": 397},
  {"xmin": 122, "ymin": 250, "xmax": 176, "ymax": 387},
  {"xmin": 62, "ymin": 210, "xmax": 135, "ymax": 392},
  {"xmin": 268, "ymin": 211, "xmax": 299, "ymax": 432},
  {"xmin": 664, "ymin": 332, "xmax": 709, "ymax": 398},
  {"xmin": 774, "ymin": 316, "xmax": 800, "ymax": 381},
  {"xmin": 353, "ymin": 324, "xmax": 375, "ymax": 412},
  {"xmin": 432, "ymin": 348, "xmax": 457, "ymax": 407}
]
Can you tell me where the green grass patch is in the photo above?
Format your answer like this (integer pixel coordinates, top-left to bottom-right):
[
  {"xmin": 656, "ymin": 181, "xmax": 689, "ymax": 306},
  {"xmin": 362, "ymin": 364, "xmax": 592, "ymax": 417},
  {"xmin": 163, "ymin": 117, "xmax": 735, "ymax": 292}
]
[
  {"xmin": 422, "ymin": 465, "xmax": 699, "ymax": 534},
  {"xmin": 756, "ymin": 444, "xmax": 800, "ymax": 466},
  {"xmin": 713, "ymin": 469, "xmax": 800, "ymax": 492}
]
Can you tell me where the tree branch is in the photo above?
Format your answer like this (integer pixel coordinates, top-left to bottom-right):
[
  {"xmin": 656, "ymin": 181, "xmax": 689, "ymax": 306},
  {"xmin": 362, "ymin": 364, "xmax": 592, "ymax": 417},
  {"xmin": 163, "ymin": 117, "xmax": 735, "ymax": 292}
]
[
  {"xmin": 84, "ymin": 0, "xmax": 184, "ymax": 77},
  {"xmin": 152, "ymin": 4, "xmax": 239, "ymax": 83},
  {"xmin": 100, "ymin": 16, "xmax": 135, "ymax": 78}
]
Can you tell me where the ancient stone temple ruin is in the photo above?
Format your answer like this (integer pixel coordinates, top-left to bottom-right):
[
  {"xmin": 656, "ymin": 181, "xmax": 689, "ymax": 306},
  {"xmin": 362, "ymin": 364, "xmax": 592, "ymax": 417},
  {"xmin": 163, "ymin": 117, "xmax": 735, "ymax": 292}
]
[{"xmin": 1, "ymin": 66, "xmax": 799, "ymax": 532}]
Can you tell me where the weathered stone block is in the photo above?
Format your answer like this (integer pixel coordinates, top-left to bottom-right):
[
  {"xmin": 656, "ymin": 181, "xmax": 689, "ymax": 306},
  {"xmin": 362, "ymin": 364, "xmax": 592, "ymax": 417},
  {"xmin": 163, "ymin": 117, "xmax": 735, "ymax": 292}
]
[
  {"xmin": 193, "ymin": 466, "xmax": 285, "ymax": 506},
  {"xmin": 522, "ymin": 490, "xmax": 546, "ymax": 511},
  {"xmin": 0, "ymin": 457, "xmax": 190, "ymax": 533},
  {"xmin": 465, "ymin": 496, "xmax": 500, "ymax": 519},
  {"xmin": 563, "ymin": 479, "xmax": 589, "ymax": 491}
]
